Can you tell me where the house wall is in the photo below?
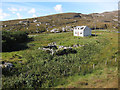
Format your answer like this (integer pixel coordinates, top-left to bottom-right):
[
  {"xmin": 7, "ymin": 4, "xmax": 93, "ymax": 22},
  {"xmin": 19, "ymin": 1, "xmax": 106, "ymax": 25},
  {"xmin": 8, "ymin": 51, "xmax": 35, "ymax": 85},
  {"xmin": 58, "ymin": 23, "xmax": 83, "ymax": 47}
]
[
  {"xmin": 73, "ymin": 26, "xmax": 91, "ymax": 37},
  {"xmin": 84, "ymin": 27, "xmax": 91, "ymax": 36},
  {"xmin": 74, "ymin": 29, "xmax": 84, "ymax": 37}
]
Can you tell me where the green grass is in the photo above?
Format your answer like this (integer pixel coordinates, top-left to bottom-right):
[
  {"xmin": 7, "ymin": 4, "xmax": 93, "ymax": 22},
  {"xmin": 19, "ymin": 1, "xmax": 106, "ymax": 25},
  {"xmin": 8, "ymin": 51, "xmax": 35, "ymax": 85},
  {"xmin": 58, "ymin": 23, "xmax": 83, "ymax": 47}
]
[
  {"xmin": 55, "ymin": 66, "xmax": 118, "ymax": 88},
  {"xmin": 2, "ymin": 30, "xmax": 118, "ymax": 88}
]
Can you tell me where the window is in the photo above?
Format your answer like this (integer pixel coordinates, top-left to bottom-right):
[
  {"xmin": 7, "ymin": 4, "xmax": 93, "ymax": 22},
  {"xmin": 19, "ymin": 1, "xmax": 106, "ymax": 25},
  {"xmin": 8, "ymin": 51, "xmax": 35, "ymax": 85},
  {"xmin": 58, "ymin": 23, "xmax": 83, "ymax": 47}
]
[
  {"xmin": 81, "ymin": 27, "xmax": 84, "ymax": 29},
  {"xmin": 80, "ymin": 32, "xmax": 82, "ymax": 34},
  {"xmin": 75, "ymin": 32, "xmax": 78, "ymax": 34}
]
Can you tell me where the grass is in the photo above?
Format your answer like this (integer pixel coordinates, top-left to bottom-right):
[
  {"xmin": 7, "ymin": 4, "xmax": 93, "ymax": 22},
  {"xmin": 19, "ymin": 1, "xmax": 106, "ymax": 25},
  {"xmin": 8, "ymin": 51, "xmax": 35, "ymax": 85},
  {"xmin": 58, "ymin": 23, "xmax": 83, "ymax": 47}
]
[
  {"xmin": 2, "ymin": 30, "xmax": 118, "ymax": 88},
  {"xmin": 55, "ymin": 67, "xmax": 118, "ymax": 88},
  {"xmin": 2, "ymin": 51, "xmax": 27, "ymax": 63}
]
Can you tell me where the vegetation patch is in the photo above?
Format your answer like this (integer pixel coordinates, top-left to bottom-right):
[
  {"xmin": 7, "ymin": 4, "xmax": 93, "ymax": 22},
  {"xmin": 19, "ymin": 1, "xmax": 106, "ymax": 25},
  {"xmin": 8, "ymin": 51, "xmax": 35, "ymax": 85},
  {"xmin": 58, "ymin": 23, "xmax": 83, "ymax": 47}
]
[
  {"xmin": 2, "ymin": 31, "xmax": 118, "ymax": 88},
  {"xmin": 2, "ymin": 31, "xmax": 31, "ymax": 52}
]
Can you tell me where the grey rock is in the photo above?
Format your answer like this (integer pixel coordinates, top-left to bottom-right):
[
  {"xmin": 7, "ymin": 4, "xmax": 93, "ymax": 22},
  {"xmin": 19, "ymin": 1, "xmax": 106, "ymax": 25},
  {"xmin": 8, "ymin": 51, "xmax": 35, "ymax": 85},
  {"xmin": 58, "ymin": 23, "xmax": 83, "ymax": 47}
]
[
  {"xmin": 0, "ymin": 64, "xmax": 3, "ymax": 68},
  {"xmin": 4, "ymin": 62, "xmax": 13, "ymax": 68},
  {"xmin": 73, "ymin": 45, "xmax": 78, "ymax": 47},
  {"xmin": 58, "ymin": 46, "xmax": 64, "ymax": 49}
]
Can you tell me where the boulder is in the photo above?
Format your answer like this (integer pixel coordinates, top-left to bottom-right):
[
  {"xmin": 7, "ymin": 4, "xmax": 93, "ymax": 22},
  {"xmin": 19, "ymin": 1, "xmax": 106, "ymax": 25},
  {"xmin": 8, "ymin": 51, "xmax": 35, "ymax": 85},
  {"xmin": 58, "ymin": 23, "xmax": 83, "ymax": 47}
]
[
  {"xmin": 3, "ymin": 62, "xmax": 13, "ymax": 69},
  {"xmin": 38, "ymin": 47, "xmax": 41, "ymax": 49},
  {"xmin": 0, "ymin": 64, "xmax": 3, "ymax": 68},
  {"xmin": 79, "ymin": 44, "xmax": 82, "ymax": 47},
  {"xmin": 73, "ymin": 44, "xmax": 78, "ymax": 47},
  {"xmin": 58, "ymin": 46, "xmax": 64, "ymax": 49}
]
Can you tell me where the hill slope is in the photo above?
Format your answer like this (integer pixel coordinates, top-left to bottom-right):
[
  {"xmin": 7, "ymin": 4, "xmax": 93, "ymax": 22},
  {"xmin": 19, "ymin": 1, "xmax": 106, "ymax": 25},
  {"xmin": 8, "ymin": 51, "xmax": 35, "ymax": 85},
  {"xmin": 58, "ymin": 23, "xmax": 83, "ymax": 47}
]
[{"xmin": 1, "ymin": 10, "xmax": 118, "ymax": 33}]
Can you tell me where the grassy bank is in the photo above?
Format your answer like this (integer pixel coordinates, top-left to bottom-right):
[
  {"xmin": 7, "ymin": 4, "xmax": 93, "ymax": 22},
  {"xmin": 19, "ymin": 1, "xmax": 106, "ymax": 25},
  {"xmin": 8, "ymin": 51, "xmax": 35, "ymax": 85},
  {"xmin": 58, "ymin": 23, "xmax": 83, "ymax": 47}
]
[{"xmin": 2, "ymin": 30, "xmax": 118, "ymax": 88}]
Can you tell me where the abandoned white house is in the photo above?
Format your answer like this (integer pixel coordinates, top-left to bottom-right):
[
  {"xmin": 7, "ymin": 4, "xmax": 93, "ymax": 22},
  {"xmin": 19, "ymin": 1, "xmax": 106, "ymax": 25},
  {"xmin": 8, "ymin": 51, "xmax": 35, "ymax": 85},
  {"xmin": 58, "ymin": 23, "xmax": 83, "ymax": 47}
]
[{"xmin": 73, "ymin": 26, "xmax": 91, "ymax": 37}]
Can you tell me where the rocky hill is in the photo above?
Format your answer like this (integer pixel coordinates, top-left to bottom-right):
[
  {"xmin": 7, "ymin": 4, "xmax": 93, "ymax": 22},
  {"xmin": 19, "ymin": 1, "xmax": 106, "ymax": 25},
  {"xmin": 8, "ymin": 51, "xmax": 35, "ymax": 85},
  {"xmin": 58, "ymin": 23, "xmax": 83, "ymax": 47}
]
[{"xmin": 1, "ymin": 10, "xmax": 118, "ymax": 33}]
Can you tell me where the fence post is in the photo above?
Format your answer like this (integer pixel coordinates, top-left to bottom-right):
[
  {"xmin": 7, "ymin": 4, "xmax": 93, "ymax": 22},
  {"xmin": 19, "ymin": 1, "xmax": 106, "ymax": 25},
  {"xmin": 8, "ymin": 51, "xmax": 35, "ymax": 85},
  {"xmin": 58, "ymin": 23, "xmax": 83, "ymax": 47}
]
[
  {"xmin": 115, "ymin": 58, "xmax": 117, "ymax": 62},
  {"xmin": 79, "ymin": 66, "xmax": 81, "ymax": 71},
  {"xmin": 93, "ymin": 64, "xmax": 95, "ymax": 69},
  {"xmin": 64, "ymin": 70, "xmax": 65, "ymax": 75},
  {"xmin": 105, "ymin": 61, "xmax": 107, "ymax": 65}
]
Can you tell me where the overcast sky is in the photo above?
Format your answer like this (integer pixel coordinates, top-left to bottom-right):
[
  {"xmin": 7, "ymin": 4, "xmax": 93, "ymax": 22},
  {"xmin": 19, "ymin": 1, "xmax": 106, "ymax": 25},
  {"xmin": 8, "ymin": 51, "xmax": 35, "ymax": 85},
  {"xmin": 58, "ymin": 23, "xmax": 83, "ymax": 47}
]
[{"xmin": 0, "ymin": 1, "xmax": 118, "ymax": 21}]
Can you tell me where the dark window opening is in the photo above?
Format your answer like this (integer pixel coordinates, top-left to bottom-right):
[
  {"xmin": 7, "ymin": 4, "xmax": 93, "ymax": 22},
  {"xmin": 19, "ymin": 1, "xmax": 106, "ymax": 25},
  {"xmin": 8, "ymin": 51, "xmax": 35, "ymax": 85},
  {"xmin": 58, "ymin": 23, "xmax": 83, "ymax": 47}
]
[{"xmin": 81, "ymin": 27, "xmax": 84, "ymax": 29}]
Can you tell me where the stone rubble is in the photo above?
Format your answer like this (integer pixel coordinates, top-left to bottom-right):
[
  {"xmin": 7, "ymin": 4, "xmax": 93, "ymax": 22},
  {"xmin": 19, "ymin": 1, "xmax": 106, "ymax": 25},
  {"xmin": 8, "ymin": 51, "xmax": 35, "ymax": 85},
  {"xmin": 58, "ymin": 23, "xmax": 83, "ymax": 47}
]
[{"xmin": 38, "ymin": 42, "xmax": 86, "ymax": 55}]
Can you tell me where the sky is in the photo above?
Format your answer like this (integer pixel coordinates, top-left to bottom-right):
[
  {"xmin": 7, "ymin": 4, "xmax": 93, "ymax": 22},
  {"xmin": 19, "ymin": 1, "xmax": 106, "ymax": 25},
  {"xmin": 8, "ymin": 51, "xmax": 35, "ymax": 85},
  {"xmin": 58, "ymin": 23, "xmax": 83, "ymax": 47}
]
[{"xmin": 0, "ymin": 1, "xmax": 118, "ymax": 21}]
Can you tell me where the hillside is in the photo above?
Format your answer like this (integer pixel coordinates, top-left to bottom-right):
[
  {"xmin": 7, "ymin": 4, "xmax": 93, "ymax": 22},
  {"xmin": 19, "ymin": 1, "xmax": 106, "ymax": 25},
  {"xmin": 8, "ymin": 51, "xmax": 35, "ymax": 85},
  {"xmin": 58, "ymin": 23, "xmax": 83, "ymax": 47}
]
[{"xmin": 1, "ymin": 10, "xmax": 118, "ymax": 33}]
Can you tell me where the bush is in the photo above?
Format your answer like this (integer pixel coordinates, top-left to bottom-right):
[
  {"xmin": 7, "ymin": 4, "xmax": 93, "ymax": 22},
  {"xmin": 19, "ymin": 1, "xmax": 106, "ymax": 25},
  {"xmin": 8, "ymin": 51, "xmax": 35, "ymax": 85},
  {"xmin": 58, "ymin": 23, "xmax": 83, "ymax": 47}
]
[
  {"xmin": 2, "ymin": 31, "xmax": 29, "ymax": 52},
  {"xmin": 56, "ymin": 48, "xmax": 77, "ymax": 55}
]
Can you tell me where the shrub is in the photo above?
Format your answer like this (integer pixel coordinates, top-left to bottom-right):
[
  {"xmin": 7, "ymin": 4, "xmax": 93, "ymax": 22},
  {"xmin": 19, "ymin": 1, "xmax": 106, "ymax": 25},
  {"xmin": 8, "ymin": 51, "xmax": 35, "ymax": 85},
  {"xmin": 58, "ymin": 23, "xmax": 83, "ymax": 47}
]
[
  {"xmin": 2, "ymin": 31, "xmax": 29, "ymax": 52},
  {"xmin": 56, "ymin": 48, "xmax": 77, "ymax": 55}
]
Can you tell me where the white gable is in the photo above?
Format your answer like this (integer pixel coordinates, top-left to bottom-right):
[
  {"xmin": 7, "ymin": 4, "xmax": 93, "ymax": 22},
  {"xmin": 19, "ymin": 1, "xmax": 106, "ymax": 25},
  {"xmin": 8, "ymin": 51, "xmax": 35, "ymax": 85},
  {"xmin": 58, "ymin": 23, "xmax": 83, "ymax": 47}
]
[{"xmin": 73, "ymin": 26, "xmax": 91, "ymax": 37}]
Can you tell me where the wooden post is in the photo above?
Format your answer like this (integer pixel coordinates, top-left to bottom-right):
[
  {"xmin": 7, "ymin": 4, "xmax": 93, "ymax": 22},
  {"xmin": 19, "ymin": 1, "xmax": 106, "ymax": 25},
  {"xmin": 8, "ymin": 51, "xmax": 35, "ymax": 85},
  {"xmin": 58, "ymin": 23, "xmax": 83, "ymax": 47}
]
[
  {"xmin": 79, "ymin": 66, "xmax": 81, "ymax": 71},
  {"xmin": 94, "ymin": 16, "xmax": 97, "ymax": 37},
  {"xmin": 115, "ymin": 58, "xmax": 117, "ymax": 62},
  {"xmin": 64, "ymin": 70, "xmax": 65, "ymax": 75},
  {"xmin": 93, "ymin": 64, "xmax": 94, "ymax": 69},
  {"xmin": 105, "ymin": 61, "xmax": 107, "ymax": 65},
  {"xmin": 95, "ymin": 22, "xmax": 96, "ymax": 37}
]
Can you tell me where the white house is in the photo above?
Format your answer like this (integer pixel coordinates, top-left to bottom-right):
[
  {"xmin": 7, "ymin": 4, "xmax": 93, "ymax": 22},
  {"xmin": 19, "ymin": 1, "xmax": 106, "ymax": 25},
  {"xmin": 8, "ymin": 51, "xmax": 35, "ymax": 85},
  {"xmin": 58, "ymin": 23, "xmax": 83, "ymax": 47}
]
[{"xmin": 73, "ymin": 26, "xmax": 91, "ymax": 37}]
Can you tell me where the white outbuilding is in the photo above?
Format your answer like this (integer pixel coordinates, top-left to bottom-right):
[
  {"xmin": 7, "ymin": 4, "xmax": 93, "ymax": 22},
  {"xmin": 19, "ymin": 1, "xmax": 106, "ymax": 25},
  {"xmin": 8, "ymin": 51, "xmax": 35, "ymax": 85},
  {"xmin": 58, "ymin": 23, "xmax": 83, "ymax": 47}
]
[{"xmin": 73, "ymin": 26, "xmax": 91, "ymax": 37}]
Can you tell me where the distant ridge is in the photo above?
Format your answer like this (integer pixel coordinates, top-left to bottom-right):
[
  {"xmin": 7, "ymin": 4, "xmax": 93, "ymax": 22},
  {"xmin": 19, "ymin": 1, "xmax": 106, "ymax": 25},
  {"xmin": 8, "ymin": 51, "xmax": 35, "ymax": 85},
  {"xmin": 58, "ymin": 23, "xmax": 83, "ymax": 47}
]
[{"xmin": 2, "ymin": 10, "xmax": 118, "ymax": 33}]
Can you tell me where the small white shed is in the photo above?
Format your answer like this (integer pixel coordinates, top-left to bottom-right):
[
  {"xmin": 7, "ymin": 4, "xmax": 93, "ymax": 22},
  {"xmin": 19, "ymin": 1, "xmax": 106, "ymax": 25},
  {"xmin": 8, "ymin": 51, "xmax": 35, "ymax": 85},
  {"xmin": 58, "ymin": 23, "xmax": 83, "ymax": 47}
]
[{"xmin": 73, "ymin": 26, "xmax": 91, "ymax": 37}]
